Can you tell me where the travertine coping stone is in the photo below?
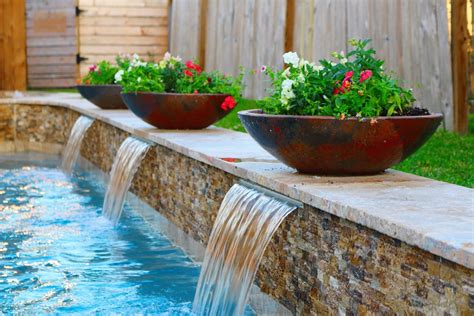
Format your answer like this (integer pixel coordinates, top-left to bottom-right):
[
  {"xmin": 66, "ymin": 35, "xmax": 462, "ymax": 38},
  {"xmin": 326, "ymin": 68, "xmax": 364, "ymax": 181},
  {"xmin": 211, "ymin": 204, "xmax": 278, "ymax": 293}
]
[{"xmin": 1, "ymin": 93, "xmax": 473, "ymax": 269}]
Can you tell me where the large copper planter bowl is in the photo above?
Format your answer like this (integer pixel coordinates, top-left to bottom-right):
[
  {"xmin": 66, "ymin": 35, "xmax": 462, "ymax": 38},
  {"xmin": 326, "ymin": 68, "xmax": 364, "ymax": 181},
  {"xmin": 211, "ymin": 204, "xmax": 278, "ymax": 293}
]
[
  {"xmin": 121, "ymin": 92, "xmax": 231, "ymax": 129},
  {"xmin": 238, "ymin": 109, "xmax": 443, "ymax": 175},
  {"xmin": 76, "ymin": 85, "xmax": 127, "ymax": 109}
]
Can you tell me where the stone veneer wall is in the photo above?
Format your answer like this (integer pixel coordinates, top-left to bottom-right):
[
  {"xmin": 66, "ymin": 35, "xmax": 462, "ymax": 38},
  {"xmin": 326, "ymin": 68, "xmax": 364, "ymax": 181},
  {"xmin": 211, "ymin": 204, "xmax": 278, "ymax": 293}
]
[
  {"xmin": 0, "ymin": 104, "xmax": 79, "ymax": 150},
  {"xmin": 1, "ymin": 104, "xmax": 473, "ymax": 315}
]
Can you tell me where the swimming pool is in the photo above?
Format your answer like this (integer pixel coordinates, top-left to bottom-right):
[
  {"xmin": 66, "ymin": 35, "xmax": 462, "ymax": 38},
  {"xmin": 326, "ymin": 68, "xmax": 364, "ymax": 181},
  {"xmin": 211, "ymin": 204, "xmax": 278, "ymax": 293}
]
[{"xmin": 0, "ymin": 154, "xmax": 202, "ymax": 314}]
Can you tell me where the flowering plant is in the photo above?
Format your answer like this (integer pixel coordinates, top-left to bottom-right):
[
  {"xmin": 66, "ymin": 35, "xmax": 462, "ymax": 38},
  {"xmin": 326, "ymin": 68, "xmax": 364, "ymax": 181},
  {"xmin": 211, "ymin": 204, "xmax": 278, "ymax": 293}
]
[
  {"xmin": 260, "ymin": 39, "xmax": 416, "ymax": 118},
  {"xmin": 117, "ymin": 52, "xmax": 243, "ymax": 110},
  {"xmin": 81, "ymin": 61, "xmax": 119, "ymax": 85},
  {"xmin": 80, "ymin": 55, "xmax": 132, "ymax": 85}
]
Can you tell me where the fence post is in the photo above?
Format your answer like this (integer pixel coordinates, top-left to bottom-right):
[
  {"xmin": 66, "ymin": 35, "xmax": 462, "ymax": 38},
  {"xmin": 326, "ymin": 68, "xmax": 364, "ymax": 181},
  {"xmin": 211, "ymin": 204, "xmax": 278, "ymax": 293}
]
[
  {"xmin": 451, "ymin": 0, "xmax": 469, "ymax": 134},
  {"xmin": 199, "ymin": 0, "xmax": 208, "ymax": 69},
  {"xmin": 0, "ymin": 0, "xmax": 27, "ymax": 90},
  {"xmin": 285, "ymin": 0, "xmax": 295, "ymax": 53}
]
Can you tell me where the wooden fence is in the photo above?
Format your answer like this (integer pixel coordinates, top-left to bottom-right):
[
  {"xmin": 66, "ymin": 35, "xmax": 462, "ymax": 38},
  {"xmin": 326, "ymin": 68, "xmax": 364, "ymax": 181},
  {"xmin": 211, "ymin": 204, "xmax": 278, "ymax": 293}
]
[
  {"xmin": 170, "ymin": 0, "xmax": 456, "ymax": 130},
  {"xmin": 0, "ymin": 0, "xmax": 26, "ymax": 90},
  {"xmin": 26, "ymin": 0, "xmax": 77, "ymax": 88},
  {"xmin": 77, "ymin": 0, "xmax": 169, "ymax": 77}
]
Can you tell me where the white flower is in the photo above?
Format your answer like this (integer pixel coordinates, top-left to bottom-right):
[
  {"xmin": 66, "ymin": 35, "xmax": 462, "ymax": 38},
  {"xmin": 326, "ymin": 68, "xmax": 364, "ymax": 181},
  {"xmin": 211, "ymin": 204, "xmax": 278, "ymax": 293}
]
[
  {"xmin": 132, "ymin": 53, "xmax": 140, "ymax": 60},
  {"xmin": 137, "ymin": 77, "xmax": 142, "ymax": 83},
  {"xmin": 314, "ymin": 65, "xmax": 324, "ymax": 71},
  {"xmin": 298, "ymin": 73, "xmax": 305, "ymax": 83},
  {"xmin": 340, "ymin": 50, "xmax": 345, "ymax": 56},
  {"xmin": 114, "ymin": 70, "xmax": 124, "ymax": 83},
  {"xmin": 163, "ymin": 52, "xmax": 171, "ymax": 61},
  {"xmin": 280, "ymin": 79, "xmax": 295, "ymax": 105},
  {"xmin": 159, "ymin": 60, "xmax": 167, "ymax": 68},
  {"xmin": 281, "ymin": 89, "xmax": 295, "ymax": 99},
  {"xmin": 282, "ymin": 67, "xmax": 290, "ymax": 78},
  {"xmin": 340, "ymin": 58, "xmax": 348, "ymax": 65},
  {"xmin": 173, "ymin": 55, "xmax": 182, "ymax": 62},
  {"xmin": 282, "ymin": 51, "xmax": 299, "ymax": 67},
  {"xmin": 282, "ymin": 79, "xmax": 294, "ymax": 91}
]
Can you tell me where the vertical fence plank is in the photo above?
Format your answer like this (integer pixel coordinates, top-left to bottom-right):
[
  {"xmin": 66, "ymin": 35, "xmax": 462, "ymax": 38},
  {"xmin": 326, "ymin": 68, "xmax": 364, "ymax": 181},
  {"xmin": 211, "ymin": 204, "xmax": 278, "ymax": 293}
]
[
  {"xmin": 452, "ymin": 0, "xmax": 469, "ymax": 133},
  {"xmin": 0, "ymin": 0, "xmax": 27, "ymax": 90},
  {"xmin": 436, "ymin": 0, "xmax": 454, "ymax": 130}
]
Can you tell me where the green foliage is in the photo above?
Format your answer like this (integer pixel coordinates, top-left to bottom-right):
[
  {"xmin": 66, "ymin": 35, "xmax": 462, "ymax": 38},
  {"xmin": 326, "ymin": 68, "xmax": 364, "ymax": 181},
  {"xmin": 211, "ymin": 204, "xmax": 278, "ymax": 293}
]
[
  {"xmin": 81, "ymin": 61, "xmax": 119, "ymax": 85},
  {"xmin": 214, "ymin": 99, "xmax": 258, "ymax": 132},
  {"xmin": 260, "ymin": 39, "xmax": 416, "ymax": 118},
  {"xmin": 394, "ymin": 128, "xmax": 474, "ymax": 188},
  {"xmin": 117, "ymin": 53, "xmax": 243, "ymax": 104},
  {"xmin": 118, "ymin": 57, "xmax": 165, "ymax": 94}
]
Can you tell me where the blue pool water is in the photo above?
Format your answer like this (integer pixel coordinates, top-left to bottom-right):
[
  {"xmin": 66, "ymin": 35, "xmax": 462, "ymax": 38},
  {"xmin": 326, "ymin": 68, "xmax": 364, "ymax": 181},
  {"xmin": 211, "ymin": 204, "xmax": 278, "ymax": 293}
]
[{"xmin": 0, "ymin": 156, "xmax": 201, "ymax": 314}]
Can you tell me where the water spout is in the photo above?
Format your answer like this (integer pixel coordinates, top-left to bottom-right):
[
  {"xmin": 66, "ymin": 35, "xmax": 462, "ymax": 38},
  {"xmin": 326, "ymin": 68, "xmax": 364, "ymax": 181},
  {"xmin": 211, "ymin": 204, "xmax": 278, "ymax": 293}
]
[
  {"xmin": 61, "ymin": 115, "xmax": 94, "ymax": 173},
  {"xmin": 102, "ymin": 137, "xmax": 150, "ymax": 224},
  {"xmin": 193, "ymin": 182, "xmax": 298, "ymax": 316}
]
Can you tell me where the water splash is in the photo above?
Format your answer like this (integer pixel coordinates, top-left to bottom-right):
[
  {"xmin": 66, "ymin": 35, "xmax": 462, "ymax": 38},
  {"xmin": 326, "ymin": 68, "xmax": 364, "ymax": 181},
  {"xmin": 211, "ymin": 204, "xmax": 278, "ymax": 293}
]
[
  {"xmin": 193, "ymin": 183, "xmax": 297, "ymax": 316},
  {"xmin": 102, "ymin": 137, "xmax": 150, "ymax": 224},
  {"xmin": 60, "ymin": 116, "xmax": 94, "ymax": 173}
]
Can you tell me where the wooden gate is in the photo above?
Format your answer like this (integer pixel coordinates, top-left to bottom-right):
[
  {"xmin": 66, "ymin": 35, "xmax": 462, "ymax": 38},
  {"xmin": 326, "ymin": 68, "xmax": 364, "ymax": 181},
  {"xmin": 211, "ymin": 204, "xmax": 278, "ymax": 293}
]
[
  {"xmin": 77, "ymin": 0, "xmax": 169, "ymax": 78},
  {"xmin": 26, "ymin": 0, "xmax": 78, "ymax": 88}
]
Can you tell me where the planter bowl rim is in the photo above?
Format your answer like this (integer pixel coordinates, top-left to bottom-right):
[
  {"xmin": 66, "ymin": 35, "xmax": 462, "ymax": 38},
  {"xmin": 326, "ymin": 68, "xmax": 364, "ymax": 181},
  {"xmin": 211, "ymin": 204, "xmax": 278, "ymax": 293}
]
[
  {"xmin": 121, "ymin": 92, "xmax": 230, "ymax": 97},
  {"xmin": 238, "ymin": 109, "xmax": 443, "ymax": 121}
]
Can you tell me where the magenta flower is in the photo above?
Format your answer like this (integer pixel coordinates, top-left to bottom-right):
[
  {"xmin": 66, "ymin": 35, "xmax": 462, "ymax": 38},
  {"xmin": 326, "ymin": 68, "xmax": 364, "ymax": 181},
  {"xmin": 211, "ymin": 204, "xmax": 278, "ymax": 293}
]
[{"xmin": 359, "ymin": 70, "xmax": 373, "ymax": 83}]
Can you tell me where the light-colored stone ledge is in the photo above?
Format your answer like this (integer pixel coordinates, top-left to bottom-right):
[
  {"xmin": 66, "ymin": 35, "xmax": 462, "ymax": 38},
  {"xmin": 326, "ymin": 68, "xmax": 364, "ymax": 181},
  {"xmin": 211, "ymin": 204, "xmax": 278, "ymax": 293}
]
[{"xmin": 1, "ymin": 93, "xmax": 473, "ymax": 269}]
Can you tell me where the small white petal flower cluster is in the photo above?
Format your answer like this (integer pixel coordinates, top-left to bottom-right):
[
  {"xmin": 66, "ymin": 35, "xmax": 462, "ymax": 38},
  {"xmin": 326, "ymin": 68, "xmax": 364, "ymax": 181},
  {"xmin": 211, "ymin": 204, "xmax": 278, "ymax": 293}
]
[
  {"xmin": 279, "ymin": 51, "xmax": 326, "ymax": 106},
  {"xmin": 283, "ymin": 51, "xmax": 300, "ymax": 68},
  {"xmin": 129, "ymin": 53, "xmax": 147, "ymax": 69},
  {"xmin": 280, "ymin": 79, "xmax": 295, "ymax": 105},
  {"xmin": 114, "ymin": 69, "xmax": 124, "ymax": 83},
  {"xmin": 159, "ymin": 52, "xmax": 182, "ymax": 69}
]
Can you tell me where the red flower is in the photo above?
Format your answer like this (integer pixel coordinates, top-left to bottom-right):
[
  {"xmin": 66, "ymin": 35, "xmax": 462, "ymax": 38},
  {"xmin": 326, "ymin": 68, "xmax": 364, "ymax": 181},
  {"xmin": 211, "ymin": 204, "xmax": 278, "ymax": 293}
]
[
  {"xmin": 184, "ymin": 69, "xmax": 193, "ymax": 77},
  {"xmin": 360, "ymin": 70, "xmax": 373, "ymax": 83},
  {"xmin": 185, "ymin": 60, "xmax": 202, "ymax": 73},
  {"xmin": 344, "ymin": 71, "xmax": 354, "ymax": 80},
  {"xmin": 193, "ymin": 90, "xmax": 199, "ymax": 94},
  {"xmin": 220, "ymin": 96, "xmax": 236, "ymax": 111},
  {"xmin": 333, "ymin": 87, "xmax": 341, "ymax": 95},
  {"xmin": 342, "ymin": 79, "xmax": 351, "ymax": 89}
]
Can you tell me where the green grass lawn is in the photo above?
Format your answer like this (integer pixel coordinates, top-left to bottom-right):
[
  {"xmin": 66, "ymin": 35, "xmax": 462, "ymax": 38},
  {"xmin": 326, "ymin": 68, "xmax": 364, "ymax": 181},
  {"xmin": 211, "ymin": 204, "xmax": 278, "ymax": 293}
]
[{"xmin": 215, "ymin": 100, "xmax": 474, "ymax": 188}]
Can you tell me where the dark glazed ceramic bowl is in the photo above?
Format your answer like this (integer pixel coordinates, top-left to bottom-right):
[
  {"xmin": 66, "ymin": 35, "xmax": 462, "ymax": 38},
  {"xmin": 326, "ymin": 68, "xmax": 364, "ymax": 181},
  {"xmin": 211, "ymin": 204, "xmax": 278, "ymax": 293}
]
[
  {"xmin": 76, "ymin": 85, "xmax": 127, "ymax": 109},
  {"xmin": 238, "ymin": 109, "xmax": 443, "ymax": 175},
  {"xmin": 121, "ymin": 92, "xmax": 231, "ymax": 129}
]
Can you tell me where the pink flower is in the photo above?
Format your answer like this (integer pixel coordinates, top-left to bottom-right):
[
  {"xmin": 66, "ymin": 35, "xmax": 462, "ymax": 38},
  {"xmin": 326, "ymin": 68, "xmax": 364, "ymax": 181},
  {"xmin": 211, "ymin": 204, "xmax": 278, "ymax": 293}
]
[
  {"xmin": 344, "ymin": 71, "xmax": 353, "ymax": 80},
  {"xmin": 89, "ymin": 65, "xmax": 97, "ymax": 72},
  {"xmin": 221, "ymin": 96, "xmax": 237, "ymax": 111},
  {"xmin": 360, "ymin": 70, "xmax": 373, "ymax": 83},
  {"xmin": 260, "ymin": 65, "xmax": 267, "ymax": 72}
]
